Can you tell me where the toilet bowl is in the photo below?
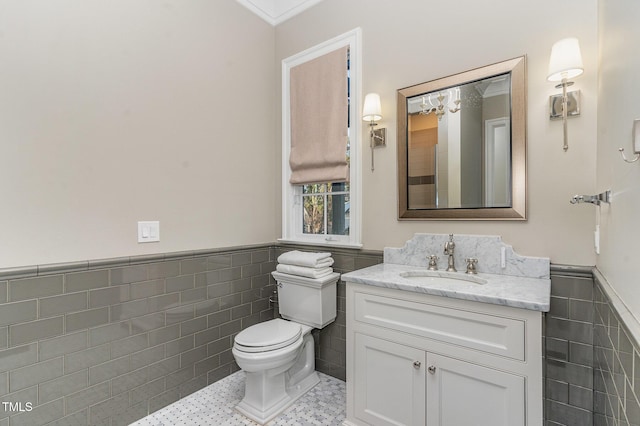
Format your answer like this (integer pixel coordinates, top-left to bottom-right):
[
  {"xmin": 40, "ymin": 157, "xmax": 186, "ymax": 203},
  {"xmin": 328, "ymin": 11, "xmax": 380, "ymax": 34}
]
[
  {"xmin": 232, "ymin": 271, "xmax": 340, "ymax": 425},
  {"xmin": 232, "ymin": 318, "xmax": 318, "ymax": 424}
]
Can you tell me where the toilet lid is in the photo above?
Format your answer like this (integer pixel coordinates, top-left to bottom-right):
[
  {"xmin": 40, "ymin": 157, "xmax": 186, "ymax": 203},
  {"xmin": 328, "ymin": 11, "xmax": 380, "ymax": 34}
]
[{"xmin": 234, "ymin": 319, "xmax": 302, "ymax": 353}]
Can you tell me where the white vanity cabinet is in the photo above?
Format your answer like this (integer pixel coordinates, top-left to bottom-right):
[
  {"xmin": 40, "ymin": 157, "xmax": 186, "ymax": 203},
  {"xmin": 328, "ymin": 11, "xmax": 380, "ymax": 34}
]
[{"xmin": 345, "ymin": 282, "xmax": 543, "ymax": 426}]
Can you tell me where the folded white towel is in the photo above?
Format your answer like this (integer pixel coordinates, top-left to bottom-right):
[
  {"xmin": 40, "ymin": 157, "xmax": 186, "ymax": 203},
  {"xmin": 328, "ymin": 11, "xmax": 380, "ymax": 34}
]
[
  {"xmin": 315, "ymin": 257, "xmax": 334, "ymax": 268},
  {"xmin": 276, "ymin": 264, "xmax": 334, "ymax": 279},
  {"xmin": 277, "ymin": 250, "xmax": 333, "ymax": 268}
]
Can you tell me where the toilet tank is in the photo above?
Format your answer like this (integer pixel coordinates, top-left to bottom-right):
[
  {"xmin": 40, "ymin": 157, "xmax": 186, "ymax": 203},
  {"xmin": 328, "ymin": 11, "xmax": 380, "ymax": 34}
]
[{"xmin": 271, "ymin": 271, "xmax": 339, "ymax": 329}]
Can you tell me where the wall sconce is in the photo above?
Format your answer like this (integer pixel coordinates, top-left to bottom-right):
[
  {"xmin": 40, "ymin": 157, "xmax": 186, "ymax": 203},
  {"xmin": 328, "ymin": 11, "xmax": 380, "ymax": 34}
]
[
  {"xmin": 362, "ymin": 93, "xmax": 386, "ymax": 171},
  {"xmin": 547, "ymin": 37, "xmax": 584, "ymax": 152}
]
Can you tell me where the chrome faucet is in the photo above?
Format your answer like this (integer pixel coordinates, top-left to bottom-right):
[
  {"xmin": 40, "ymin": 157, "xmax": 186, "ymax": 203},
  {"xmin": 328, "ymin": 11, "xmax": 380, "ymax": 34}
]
[{"xmin": 443, "ymin": 234, "xmax": 457, "ymax": 272}]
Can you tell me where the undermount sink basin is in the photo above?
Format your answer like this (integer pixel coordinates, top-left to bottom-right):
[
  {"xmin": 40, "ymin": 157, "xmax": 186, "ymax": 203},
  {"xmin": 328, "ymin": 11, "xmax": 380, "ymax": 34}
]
[{"xmin": 399, "ymin": 270, "xmax": 488, "ymax": 285}]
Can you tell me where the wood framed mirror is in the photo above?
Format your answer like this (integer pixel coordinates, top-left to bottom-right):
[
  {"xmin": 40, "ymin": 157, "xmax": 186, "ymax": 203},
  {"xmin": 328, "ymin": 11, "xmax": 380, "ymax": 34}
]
[{"xmin": 397, "ymin": 56, "xmax": 527, "ymax": 220}]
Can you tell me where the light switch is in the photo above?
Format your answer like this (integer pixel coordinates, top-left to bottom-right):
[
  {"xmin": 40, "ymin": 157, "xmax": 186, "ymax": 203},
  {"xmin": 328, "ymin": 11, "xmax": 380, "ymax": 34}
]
[{"xmin": 138, "ymin": 221, "xmax": 160, "ymax": 243}]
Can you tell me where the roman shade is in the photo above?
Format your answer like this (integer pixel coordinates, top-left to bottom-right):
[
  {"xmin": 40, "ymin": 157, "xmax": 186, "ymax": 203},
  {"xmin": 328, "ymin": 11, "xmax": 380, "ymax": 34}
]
[{"xmin": 289, "ymin": 46, "xmax": 349, "ymax": 185}]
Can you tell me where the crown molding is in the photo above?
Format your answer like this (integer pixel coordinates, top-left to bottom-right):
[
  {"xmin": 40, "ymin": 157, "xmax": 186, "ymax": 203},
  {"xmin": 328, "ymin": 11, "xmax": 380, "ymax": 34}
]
[{"xmin": 236, "ymin": 0, "xmax": 324, "ymax": 26}]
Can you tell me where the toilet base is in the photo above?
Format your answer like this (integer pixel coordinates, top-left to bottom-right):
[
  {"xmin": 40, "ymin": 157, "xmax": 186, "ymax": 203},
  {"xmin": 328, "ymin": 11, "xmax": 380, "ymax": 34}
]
[
  {"xmin": 235, "ymin": 371, "xmax": 320, "ymax": 425},
  {"xmin": 234, "ymin": 330, "xmax": 319, "ymax": 424}
]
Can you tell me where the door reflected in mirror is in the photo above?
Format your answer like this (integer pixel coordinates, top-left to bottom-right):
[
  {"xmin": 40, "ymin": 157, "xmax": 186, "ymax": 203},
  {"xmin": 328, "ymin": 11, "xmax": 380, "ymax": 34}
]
[
  {"xmin": 397, "ymin": 57, "xmax": 526, "ymax": 220},
  {"xmin": 407, "ymin": 74, "xmax": 511, "ymax": 209}
]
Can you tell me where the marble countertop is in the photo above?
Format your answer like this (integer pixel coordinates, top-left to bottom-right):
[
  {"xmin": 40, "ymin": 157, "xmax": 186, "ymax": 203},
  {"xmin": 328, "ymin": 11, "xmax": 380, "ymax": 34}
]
[{"xmin": 341, "ymin": 263, "xmax": 550, "ymax": 312}]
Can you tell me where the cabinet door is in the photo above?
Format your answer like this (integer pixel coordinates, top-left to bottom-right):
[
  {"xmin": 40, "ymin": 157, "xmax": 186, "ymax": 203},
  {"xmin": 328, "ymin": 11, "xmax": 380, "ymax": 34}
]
[
  {"xmin": 426, "ymin": 353, "xmax": 525, "ymax": 426},
  {"xmin": 354, "ymin": 333, "xmax": 426, "ymax": 426}
]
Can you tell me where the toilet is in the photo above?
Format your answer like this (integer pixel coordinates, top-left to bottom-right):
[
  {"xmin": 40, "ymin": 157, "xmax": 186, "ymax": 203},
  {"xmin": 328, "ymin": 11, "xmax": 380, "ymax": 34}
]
[{"xmin": 232, "ymin": 270, "xmax": 340, "ymax": 424}]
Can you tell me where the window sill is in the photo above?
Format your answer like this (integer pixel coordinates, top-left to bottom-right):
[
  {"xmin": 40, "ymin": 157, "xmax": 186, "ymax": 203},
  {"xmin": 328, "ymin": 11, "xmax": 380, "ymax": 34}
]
[{"xmin": 277, "ymin": 238, "xmax": 363, "ymax": 250}]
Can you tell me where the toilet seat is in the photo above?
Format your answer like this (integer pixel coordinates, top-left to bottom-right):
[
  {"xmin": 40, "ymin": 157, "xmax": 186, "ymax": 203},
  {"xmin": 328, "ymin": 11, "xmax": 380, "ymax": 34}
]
[{"xmin": 234, "ymin": 319, "xmax": 302, "ymax": 353}]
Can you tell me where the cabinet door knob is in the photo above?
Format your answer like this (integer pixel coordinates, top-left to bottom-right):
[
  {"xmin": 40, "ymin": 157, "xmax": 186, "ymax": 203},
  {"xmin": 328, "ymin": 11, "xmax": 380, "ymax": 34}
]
[
  {"xmin": 413, "ymin": 361, "xmax": 421, "ymax": 369},
  {"xmin": 428, "ymin": 365, "xmax": 436, "ymax": 374}
]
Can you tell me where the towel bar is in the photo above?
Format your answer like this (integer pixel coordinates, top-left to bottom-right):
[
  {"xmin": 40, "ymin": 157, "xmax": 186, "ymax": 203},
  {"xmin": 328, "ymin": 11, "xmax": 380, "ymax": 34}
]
[{"xmin": 570, "ymin": 190, "xmax": 611, "ymax": 206}]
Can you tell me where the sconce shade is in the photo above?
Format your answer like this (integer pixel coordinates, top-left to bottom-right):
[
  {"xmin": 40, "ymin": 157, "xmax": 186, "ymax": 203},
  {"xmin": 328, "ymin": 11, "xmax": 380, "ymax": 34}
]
[
  {"xmin": 547, "ymin": 37, "xmax": 584, "ymax": 82},
  {"xmin": 362, "ymin": 93, "xmax": 382, "ymax": 122}
]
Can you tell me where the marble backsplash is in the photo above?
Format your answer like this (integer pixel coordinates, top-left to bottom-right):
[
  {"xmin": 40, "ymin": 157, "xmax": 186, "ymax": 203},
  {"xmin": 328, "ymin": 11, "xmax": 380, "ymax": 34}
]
[{"xmin": 384, "ymin": 233, "xmax": 550, "ymax": 279}]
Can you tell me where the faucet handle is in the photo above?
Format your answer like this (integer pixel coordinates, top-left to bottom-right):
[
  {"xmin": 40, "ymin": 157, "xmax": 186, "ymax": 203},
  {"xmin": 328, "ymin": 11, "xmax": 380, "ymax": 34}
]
[
  {"xmin": 465, "ymin": 258, "xmax": 478, "ymax": 274},
  {"xmin": 444, "ymin": 234, "xmax": 455, "ymax": 254},
  {"xmin": 427, "ymin": 255, "xmax": 439, "ymax": 270}
]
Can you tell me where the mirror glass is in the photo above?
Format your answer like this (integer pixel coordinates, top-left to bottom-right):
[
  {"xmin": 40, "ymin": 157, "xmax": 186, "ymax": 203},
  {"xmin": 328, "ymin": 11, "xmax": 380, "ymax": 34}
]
[{"xmin": 397, "ymin": 56, "xmax": 527, "ymax": 220}]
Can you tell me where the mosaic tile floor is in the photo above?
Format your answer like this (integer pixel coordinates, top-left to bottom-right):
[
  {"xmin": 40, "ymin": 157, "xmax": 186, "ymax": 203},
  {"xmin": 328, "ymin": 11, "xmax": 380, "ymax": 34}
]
[{"xmin": 131, "ymin": 371, "xmax": 346, "ymax": 425}]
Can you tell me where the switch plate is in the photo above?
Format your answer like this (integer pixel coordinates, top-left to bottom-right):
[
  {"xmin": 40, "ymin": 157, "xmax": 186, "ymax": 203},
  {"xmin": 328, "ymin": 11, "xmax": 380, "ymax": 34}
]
[{"xmin": 138, "ymin": 221, "xmax": 160, "ymax": 243}]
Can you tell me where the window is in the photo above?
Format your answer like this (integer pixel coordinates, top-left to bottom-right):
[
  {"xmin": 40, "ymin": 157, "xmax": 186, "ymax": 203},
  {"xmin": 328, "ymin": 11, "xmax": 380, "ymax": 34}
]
[
  {"xmin": 281, "ymin": 28, "xmax": 362, "ymax": 247},
  {"xmin": 302, "ymin": 182, "xmax": 349, "ymax": 236}
]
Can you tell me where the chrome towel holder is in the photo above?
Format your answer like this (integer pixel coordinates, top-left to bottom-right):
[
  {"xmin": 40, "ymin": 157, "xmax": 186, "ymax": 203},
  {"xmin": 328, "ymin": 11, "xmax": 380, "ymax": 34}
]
[
  {"xmin": 618, "ymin": 119, "xmax": 640, "ymax": 163},
  {"xmin": 570, "ymin": 190, "xmax": 611, "ymax": 206}
]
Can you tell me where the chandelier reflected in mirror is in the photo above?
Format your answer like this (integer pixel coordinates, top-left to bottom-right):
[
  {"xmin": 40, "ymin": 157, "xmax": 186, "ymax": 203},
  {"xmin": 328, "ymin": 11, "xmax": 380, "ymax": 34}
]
[{"xmin": 418, "ymin": 88, "xmax": 461, "ymax": 120}]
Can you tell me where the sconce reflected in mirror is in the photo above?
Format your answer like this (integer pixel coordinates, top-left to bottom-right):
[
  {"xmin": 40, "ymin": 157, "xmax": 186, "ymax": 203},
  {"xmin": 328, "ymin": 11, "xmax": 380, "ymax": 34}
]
[
  {"xmin": 363, "ymin": 93, "xmax": 386, "ymax": 171},
  {"xmin": 418, "ymin": 89, "xmax": 461, "ymax": 121},
  {"xmin": 547, "ymin": 37, "xmax": 584, "ymax": 152}
]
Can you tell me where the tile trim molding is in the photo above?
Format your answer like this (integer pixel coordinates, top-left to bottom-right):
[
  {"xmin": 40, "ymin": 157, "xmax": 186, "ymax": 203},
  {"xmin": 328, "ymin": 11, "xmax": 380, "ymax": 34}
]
[
  {"xmin": 0, "ymin": 249, "xmax": 596, "ymax": 279},
  {"xmin": 550, "ymin": 264, "xmax": 594, "ymax": 278},
  {"xmin": 593, "ymin": 266, "xmax": 640, "ymax": 358},
  {"xmin": 0, "ymin": 243, "xmax": 275, "ymax": 280},
  {"xmin": 0, "ymin": 243, "xmax": 384, "ymax": 281}
]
